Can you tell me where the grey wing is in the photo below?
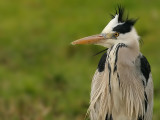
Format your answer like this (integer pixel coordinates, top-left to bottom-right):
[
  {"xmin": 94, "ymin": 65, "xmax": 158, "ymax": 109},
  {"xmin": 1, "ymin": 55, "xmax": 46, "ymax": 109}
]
[
  {"xmin": 139, "ymin": 54, "xmax": 153, "ymax": 120},
  {"xmin": 89, "ymin": 70, "xmax": 105, "ymax": 120},
  {"xmin": 90, "ymin": 70, "xmax": 105, "ymax": 98},
  {"xmin": 91, "ymin": 52, "xmax": 108, "ymax": 98},
  {"xmin": 89, "ymin": 52, "xmax": 110, "ymax": 120}
]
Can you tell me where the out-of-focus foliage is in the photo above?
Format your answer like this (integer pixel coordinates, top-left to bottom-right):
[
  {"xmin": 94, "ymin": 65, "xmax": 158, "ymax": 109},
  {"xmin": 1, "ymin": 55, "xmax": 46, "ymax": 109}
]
[{"xmin": 0, "ymin": 0, "xmax": 159, "ymax": 120}]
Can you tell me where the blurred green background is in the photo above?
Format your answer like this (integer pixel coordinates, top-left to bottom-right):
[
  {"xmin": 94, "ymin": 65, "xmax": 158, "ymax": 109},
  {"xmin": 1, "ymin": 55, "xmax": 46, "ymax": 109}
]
[{"xmin": 0, "ymin": 0, "xmax": 159, "ymax": 120}]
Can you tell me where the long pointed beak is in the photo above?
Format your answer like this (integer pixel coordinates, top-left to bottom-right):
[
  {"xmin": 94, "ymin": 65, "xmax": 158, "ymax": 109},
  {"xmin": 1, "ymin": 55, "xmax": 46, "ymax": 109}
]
[{"xmin": 71, "ymin": 34, "xmax": 105, "ymax": 45}]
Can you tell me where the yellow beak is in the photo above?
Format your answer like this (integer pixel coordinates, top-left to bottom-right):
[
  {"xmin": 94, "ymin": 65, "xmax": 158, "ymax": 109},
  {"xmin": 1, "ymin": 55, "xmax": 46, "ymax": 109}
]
[{"xmin": 71, "ymin": 34, "xmax": 105, "ymax": 45}]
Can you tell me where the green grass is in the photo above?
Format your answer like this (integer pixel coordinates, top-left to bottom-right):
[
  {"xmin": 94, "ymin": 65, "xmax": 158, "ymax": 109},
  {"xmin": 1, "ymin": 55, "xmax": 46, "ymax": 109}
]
[{"xmin": 0, "ymin": 0, "xmax": 160, "ymax": 119}]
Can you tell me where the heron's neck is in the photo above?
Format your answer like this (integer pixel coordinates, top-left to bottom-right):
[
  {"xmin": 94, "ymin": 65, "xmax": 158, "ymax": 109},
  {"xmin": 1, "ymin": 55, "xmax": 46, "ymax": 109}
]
[{"xmin": 110, "ymin": 41, "xmax": 140, "ymax": 66}]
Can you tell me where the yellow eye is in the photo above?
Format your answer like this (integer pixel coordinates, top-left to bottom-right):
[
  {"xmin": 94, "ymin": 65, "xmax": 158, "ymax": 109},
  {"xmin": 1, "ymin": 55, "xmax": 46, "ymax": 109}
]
[{"xmin": 114, "ymin": 32, "xmax": 119, "ymax": 37}]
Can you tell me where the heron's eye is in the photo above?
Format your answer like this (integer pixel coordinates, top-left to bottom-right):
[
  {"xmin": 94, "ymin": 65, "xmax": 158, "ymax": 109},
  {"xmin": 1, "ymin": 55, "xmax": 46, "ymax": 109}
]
[{"xmin": 114, "ymin": 32, "xmax": 119, "ymax": 37}]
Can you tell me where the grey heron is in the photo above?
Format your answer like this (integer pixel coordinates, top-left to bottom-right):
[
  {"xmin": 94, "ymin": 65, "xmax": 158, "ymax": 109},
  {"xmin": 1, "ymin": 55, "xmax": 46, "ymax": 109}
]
[{"xmin": 71, "ymin": 6, "xmax": 153, "ymax": 120}]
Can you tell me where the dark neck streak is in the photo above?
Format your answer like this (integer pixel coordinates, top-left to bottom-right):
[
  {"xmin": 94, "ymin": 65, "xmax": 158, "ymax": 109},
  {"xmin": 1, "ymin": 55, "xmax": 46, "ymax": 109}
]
[
  {"xmin": 113, "ymin": 43, "xmax": 127, "ymax": 73},
  {"xmin": 108, "ymin": 62, "xmax": 111, "ymax": 93},
  {"xmin": 107, "ymin": 46, "xmax": 114, "ymax": 93}
]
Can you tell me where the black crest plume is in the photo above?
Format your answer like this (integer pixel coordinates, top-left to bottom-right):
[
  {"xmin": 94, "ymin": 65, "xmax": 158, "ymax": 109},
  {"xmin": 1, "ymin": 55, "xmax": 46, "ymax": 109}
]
[{"xmin": 111, "ymin": 5, "xmax": 137, "ymax": 25}]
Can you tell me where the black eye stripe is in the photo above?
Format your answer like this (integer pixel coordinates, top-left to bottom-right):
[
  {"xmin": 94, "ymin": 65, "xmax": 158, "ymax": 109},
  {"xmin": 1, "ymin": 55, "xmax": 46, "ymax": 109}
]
[
  {"xmin": 113, "ymin": 23, "xmax": 131, "ymax": 34},
  {"xmin": 113, "ymin": 20, "xmax": 136, "ymax": 34}
]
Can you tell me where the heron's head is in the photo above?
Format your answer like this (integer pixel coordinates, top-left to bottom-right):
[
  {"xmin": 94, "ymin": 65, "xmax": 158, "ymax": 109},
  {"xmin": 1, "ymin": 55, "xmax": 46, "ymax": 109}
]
[{"xmin": 71, "ymin": 6, "xmax": 139, "ymax": 48}]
